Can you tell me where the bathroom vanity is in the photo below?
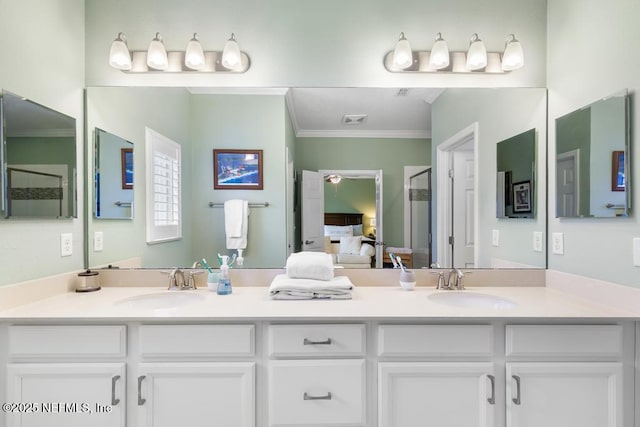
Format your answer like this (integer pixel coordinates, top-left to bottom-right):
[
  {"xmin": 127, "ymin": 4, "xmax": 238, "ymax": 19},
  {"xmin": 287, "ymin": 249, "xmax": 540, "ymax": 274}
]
[{"xmin": 0, "ymin": 282, "xmax": 637, "ymax": 427}]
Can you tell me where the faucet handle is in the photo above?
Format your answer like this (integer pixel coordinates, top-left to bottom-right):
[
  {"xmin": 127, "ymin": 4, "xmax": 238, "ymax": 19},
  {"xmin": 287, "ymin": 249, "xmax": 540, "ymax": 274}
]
[
  {"xmin": 186, "ymin": 270, "xmax": 204, "ymax": 289},
  {"xmin": 429, "ymin": 271, "xmax": 447, "ymax": 290},
  {"xmin": 455, "ymin": 270, "xmax": 472, "ymax": 290}
]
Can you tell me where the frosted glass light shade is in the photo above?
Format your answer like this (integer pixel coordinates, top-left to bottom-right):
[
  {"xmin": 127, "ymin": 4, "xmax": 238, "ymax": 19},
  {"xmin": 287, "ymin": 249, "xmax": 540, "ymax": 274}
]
[
  {"xmin": 392, "ymin": 32, "xmax": 413, "ymax": 69},
  {"xmin": 109, "ymin": 33, "xmax": 131, "ymax": 70},
  {"xmin": 185, "ymin": 33, "xmax": 205, "ymax": 70},
  {"xmin": 147, "ymin": 33, "xmax": 168, "ymax": 70},
  {"xmin": 221, "ymin": 33, "xmax": 242, "ymax": 70},
  {"xmin": 466, "ymin": 33, "xmax": 487, "ymax": 71},
  {"xmin": 428, "ymin": 33, "xmax": 450, "ymax": 70},
  {"xmin": 502, "ymin": 34, "xmax": 524, "ymax": 71}
]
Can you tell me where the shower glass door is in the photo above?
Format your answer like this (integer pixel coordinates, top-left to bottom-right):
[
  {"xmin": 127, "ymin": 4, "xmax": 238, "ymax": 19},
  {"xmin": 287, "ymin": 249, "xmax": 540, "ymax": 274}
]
[{"xmin": 409, "ymin": 168, "xmax": 432, "ymax": 268}]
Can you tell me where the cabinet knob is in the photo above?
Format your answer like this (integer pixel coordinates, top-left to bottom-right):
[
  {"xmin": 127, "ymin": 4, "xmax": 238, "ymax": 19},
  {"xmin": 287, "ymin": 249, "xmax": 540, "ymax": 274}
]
[{"xmin": 303, "ymin": 392, "xmax": 332, "ymax": 401}]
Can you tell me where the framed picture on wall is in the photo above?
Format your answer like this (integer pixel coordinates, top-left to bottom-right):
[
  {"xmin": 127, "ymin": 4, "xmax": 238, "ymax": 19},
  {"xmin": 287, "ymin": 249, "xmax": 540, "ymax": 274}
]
[
  {"xmin": 513, "ymin": 180, "xmax": 531, "ymax": 213},
  {"xmin": 612, "ymin": 150, "xmax": 625, "ymax": 191},
  {"xmin": 213, "ymin": 149, "xmax": 263, "ymax": 190},
  {"xmin": 121, "ymin": 148, "xmax": 133, "ymax": 189}
]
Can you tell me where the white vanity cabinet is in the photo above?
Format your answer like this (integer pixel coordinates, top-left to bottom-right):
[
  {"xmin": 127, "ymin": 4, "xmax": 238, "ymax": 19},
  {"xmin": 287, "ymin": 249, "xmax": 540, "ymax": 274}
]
[
  {"xmin": 5, "ymin": 325, "xmax": 127, "ymax": 427},
  {"xmin": 377, "ymin": 325, "xmax": 496, "ymax": 427}
]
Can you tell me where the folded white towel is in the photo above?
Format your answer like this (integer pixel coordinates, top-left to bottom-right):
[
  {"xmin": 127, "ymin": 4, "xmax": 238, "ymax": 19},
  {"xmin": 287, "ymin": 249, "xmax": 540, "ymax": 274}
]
[
  {"xmin": 224, "ymin": 199, "xmax": 248, "ymax": 249},
  {"xmin": 269, "ymin": 274, "xmax": 354, "ymax": 300},
  {"xmin": 286, "ymin": 251, "xmax": 334, "ymax": 281}
]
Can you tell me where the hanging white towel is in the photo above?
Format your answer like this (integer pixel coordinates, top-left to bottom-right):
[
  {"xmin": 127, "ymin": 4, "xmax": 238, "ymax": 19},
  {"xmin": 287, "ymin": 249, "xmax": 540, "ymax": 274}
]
[{"xmin": 224, "ymin": 199, "xmax": 248, "ymax": 249}]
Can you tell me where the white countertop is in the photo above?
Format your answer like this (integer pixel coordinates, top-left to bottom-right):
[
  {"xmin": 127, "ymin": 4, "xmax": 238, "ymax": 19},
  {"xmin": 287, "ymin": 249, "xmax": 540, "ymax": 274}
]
[{"xmin": 0, "ymin": 285, "xmax": 634, "ymax": 321}]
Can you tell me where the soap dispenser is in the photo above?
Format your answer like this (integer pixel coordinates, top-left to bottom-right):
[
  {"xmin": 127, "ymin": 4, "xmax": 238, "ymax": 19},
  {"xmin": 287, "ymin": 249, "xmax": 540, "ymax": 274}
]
[{"xmin": 217, "ymin": 255, "xmax": 232, "ymax": 295}]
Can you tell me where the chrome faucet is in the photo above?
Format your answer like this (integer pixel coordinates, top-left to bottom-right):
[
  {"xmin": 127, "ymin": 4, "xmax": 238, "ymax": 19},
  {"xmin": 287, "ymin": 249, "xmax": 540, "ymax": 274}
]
[
  {"xmin": 447, "ymin": 268, "xmax": 466, "ymax": 290},
  {"xmin": 168, "ymin": 268, "xmax": 186, "ymax": 290}
]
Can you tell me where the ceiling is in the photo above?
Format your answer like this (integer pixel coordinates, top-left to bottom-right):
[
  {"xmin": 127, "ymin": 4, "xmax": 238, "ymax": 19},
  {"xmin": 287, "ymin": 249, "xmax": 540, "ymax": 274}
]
[{"xmin": 190, "ymin": 87, "xmax": 443, "ymax": 139}]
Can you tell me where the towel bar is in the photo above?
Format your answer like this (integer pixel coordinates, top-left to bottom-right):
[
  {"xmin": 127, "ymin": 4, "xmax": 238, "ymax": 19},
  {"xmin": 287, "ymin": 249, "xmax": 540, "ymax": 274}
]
[
  {"xmin": 208, "ymin": 201, "xmax": 269, "ymax": 208},
  {"xmin": 114, "ymin": 201, "xmax": 132, "ymax": 207}
]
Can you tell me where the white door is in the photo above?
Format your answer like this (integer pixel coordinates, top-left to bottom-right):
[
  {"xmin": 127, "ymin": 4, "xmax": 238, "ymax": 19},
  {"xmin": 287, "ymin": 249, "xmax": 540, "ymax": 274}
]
[
  {"xmin": 506, "ymin": 362, "xmax": 623, "ymax": 427},
  {"xmin": 137, "ymin": 362, "xmax": 255, "ymax": 427},
  {"xmin": 453, "ymin": 149, "xmax": 475, "ymax": 268},
  {"xmin": 6, "ymin": 363, "xmax": 125, "ymax": 427},
  {"xmin": 379, "ymin": 362, "xmax": 495, "ymax": 427},
  {"xmin": 301, "ymin": 170, "xmax": 325, "ymax": 252},
  {"xmin": 556, "ymin": 150, "xmax": 579, "ymax": 217},
  {"xmin": 286, "ymin": 147, "xmax": 295, "ymax": 257}
]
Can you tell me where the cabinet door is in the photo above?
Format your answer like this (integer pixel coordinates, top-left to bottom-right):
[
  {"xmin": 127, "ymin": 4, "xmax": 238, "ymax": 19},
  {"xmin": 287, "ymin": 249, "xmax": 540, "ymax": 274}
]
[
  {"xmin": 378, "ymin": 362, "xmax": 495, "ymax": 427},
  {"xmin": 6, "ymin": 363, "xmax": 125, "ymax": 427},
  {"xmin": 137, "ymin": 362, "xmax": 255, "ymax": 427},
  {"xmin": 506, "ymin": 362, "xmax": 623, "ymax": 427}
]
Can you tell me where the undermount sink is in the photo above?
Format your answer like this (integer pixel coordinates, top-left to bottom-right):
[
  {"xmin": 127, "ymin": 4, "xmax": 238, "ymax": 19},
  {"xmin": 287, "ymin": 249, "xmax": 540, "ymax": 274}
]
[
  {"xmin": 114, "ymin": 292, "xmax": 205, "ymax": 310},
  {"xmin": 428, "ymin": 291, "xmax": 517, "ymax": 310}
]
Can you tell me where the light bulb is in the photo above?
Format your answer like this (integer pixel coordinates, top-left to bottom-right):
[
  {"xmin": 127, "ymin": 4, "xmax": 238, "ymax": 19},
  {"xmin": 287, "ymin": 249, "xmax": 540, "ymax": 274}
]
[
  {"xmin": 428, "ymin": 32, "xmax": 450, "ymax": 70},
  {"xmin": 147, "ymin": 32, "xmax": 168, "ymax": 70},
  {"xmin": 185, "ymin": 33, "xmax": 205, "ymax": 70},
  {"xmin": 109, "ymin": 32, "xmax": 131, "ymax": 70},
  {"xmin": 392, "ymin": 32, "xmax": 413, "ymax": 69},
  {"xmin": 221, "ymin": 33, "xmax": 242, "ymax": 70},
  {"xmin": 502, "ymin": 34, "xmax": 524, "ymax": 71},
  {"xmin": 466, "ymin": 33, "xmax": 487, "ymax": 71}
]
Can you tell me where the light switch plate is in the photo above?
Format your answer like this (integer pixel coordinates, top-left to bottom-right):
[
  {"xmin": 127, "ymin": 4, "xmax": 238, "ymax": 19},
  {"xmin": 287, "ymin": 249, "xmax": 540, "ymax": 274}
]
[
  {"xmin": 533, "ymin": 231, "xmax": 543, "ymax": 252},
  {"xmin": 94, "ymin": 231, "xmax": 104, "ymax": 252},
  {"xmin": 60, "ymin": 233, "xmax": 73, "ymax": 257},
  {"xmin": 633, "ymin": 238, "xmax": 640, "ymax": 267},
  {"xmin": 492, "ymin": 229, "xmax": 500, "ymax": 247},
  {"xmin": 552, "ymin": 232, "xmax": 564, "ymax": 255}
]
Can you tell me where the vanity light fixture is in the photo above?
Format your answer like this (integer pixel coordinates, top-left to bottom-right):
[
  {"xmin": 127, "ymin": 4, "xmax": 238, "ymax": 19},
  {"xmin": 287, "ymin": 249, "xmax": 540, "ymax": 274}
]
[
  {"xmin": 146, "ymin": 32, "xmax": 168, "ymax": 70},
  {"xmin": 326, "ymin": 174, "xmax": 342, "ymax": 184},
  {"xmin": 108, "ymin": 32, "xmax": 132, "ymax": 70},
  {"xmin": 465, "ymin": 33, "xmax": 487, "ymax": 71},
  {"xmin": 185, "ymin": 33, "xmax": 205, "ymax": 70},
  {"xmin": 501, "ymin": 34, "xmax": 524, "ymax": 71},
  {"xmin": 392, "ymin": 32, "xmax": 413, "ymax": 69},
  {"xmin": 108, "ymin": 32, "xmax": 250, "ymax": 73},
  {"xmin": 428, "ymin": 33, "xmax": 450, "ymax": 70}
]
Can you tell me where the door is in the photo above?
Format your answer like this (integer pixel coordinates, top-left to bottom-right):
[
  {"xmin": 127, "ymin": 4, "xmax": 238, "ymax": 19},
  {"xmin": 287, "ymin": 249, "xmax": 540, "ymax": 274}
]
[
  {"xmin": 6, "ymin": 363, "xmax": 125, "ymax": 427},
  {"xmin": 286, "ymin": 147, "xmax": 294, "ymax": 257},
  {"xmin": 379, "ymin": 362, "xmax": 495, "ymax": 427},
  {"xmin": 301, "ymin": 170, "xmax": 325, "ymax": 252},
  {"xmin": 409, "ymin": 168, "xmax": 431, "ymax": 268},
  {"xmin": 137, "ymin": 362, "xmax": 255, "ymax": 427},
  {"xmin": 453, "ymin": 148, "xmax": 475, "ymax": 268},
  {"xmin": 506, "ymin": 362, "xmax": 623, "ymax": 427},
  {"xmin": 556, "ymin": 150, "xmax": 579, "ymax": 217}
]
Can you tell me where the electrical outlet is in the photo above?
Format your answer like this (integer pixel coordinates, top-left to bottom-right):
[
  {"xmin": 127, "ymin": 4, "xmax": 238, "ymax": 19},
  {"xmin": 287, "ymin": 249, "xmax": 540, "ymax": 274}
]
[
  {"xmin": 60, "ymin": 233, "xmax": 73, "ymax": 257},
  {"xmin": 94, "ymin": 231, "xmax": 104, "ymax": 252},
  {"xmin": 633, "ymin": 238, "xmax": 640, "ymax": 267},
  {"xmin": 491, "ymin": 229, "xmax": 500, "ymax": 247},
  {"xmin": 533, "ymin": 231, "xmax": 543, "ymax": 252},
  {"xmin": 552, "ymin": 232, "xmax": 564, "ymax": 255}
]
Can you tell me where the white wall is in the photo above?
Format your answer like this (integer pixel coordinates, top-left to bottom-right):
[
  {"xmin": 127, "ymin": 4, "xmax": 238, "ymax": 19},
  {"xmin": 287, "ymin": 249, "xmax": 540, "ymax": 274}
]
[
  {"xmin": 85, "ymin": 0, "xmax": 547, "ymax": 88},
  {"xmin": 0, "ymin": 0, "xmax": 85, "ymax": 285},
  {"xmin": 547, "ymin": 0, "xmax": 640, "ymax": 287}
]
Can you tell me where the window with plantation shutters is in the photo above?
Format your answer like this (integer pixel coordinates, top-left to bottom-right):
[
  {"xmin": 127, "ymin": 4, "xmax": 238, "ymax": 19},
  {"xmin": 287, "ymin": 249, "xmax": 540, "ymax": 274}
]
[{"xmin": 145, "ymin": 128, "xmax": 182, "ymax": 243}]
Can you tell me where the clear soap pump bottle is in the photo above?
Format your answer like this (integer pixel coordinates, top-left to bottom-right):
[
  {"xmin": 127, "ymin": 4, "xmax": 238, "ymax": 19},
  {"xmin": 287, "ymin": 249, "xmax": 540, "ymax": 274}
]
[{"xmin": 217, "ymin": 255, "xmax": 232, "ymax": 295}]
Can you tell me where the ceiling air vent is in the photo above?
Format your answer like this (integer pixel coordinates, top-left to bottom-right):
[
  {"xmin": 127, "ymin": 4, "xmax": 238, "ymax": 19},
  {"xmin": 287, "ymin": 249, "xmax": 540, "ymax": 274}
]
[
  {"xmin": 342, "ymin": 114, "xmax": 368, "ymax": 125},
  {"xmin": 396, "ymin": 88, "xmax": 409, "ymax": 97}
]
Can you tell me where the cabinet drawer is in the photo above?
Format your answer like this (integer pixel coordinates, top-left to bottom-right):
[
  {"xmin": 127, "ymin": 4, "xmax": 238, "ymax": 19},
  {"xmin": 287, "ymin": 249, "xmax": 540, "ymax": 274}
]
[
  {"xmin": 268, "ymin": 359, "xmax": 366, "ymax": 426},
  {"xmin": 139, "ymin": 324, "xmax": 254, "ymax": 358},
  {"xmin": 506, "ymin": 325, "xmax": 623, "ymax": 357},
  {"xmin": 268, "ymin": 324, "xmax": 365, "ymax": 357},
  {"xmin": 8, "ymin": 325, "xmax": 126, "ymax": 359},
  {"xmin": 378, "ymin": 325, "xmax": 494, "ymax": 357}
]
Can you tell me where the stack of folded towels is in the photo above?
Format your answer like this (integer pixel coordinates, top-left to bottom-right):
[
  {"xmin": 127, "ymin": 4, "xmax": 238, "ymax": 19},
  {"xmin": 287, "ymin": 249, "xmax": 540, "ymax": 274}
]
[{"xmin": 269, "ymin": 252, "xmax": 354, "ymax": 300}]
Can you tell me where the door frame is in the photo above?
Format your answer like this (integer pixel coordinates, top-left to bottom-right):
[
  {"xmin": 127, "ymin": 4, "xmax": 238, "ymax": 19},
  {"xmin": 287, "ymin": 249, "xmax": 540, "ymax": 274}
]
[
  {"xmin": 556, "ymin": 149, "xmax": 580, "ymax": 217},
  {"xmin": 436, "ymin": 122, "xmax": 479, "ymax": 268}
]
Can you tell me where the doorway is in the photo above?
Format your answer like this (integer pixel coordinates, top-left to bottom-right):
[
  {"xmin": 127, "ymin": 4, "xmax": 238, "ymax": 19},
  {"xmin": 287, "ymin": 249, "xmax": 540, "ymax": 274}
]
[
  {"xmin": 407, "ymin": 167, "xmax": 432, "ymax": 268},
  {"xmin": 556, "ymin": 150, "xmax": 579, "ymax": 217}
]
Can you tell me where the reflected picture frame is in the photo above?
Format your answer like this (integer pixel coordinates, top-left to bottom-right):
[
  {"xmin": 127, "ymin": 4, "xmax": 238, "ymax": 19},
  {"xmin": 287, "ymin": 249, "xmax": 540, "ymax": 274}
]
[
  {"xmin": 121, "ymin": 148, "xmax": 133, "ymax": 189},
  {"xmin": 513, "ymin": 180, "xmax": 531, "ymax": 213},
  {"xmin": 213, "ymin": 149, "xmax": 263, "ymax": 190},
  {"xmin": 612, "ymin": 150, "xmax": 625, "ymax": 192}
]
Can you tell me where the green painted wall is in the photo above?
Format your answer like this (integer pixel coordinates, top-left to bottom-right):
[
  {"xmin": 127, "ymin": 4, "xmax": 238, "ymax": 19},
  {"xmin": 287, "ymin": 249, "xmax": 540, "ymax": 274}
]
[{"xmin": 295, "ymin": 137, "xmax": 431, "ymax": 247}]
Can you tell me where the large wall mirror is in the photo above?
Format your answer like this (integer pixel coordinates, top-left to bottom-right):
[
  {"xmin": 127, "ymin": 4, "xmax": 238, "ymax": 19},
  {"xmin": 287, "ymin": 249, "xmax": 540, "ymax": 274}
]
[
  {"xmin": 555, "ymin": 89, "xmax": 630, "ymax": 218},
  {"xmin": 1, "ymin": 90, "xmax": 77, "ymax": 218},
  {"xmin": 85, "ymin": 86, "xmax": 547, "ymax": 271},
  {"xmin": 94, "ymin": 128, "xmax": 134, "ymax": 219}
]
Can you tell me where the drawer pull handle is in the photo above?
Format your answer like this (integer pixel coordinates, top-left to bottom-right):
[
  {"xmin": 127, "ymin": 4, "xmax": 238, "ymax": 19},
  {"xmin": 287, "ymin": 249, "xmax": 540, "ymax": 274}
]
[
  {"xmin": 303, "ymin": 392, "xmax": 332, "ymax": 401},
  {"xmin": 111, "ymin": 375, "xmax": 121, "ymax": 406},
  {"xmin": 303, "ymin": 338, "xmax": 332, "ymax": 345},
  {"xmin": 512, "ymin": 375, "xmax": 521, "ymax": 405},
  {"xmin": 137, "ymin": 375, "xmax": 146, "ymax": 406},
  {"xmin": 487, "ymin": 374, "xmax": 495, "ymax": 405}
]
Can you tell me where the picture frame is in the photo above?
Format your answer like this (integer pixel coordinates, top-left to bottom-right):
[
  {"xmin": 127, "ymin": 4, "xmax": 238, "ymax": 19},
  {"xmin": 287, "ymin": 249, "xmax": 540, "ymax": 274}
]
[
  {"xmin": 612, "ymin": 150, "xmax": 625, "ymax": 192},
  {"xmin": 513, "ymin": 180, "xmax": 531, "ymax": 213},
  {"xmin": 121, "ymin": 148, "xmax": 133, "ymax": 189},
  {"xmin": 213, "ymin": 149, "xmax": 263, "ymax": 190}
]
